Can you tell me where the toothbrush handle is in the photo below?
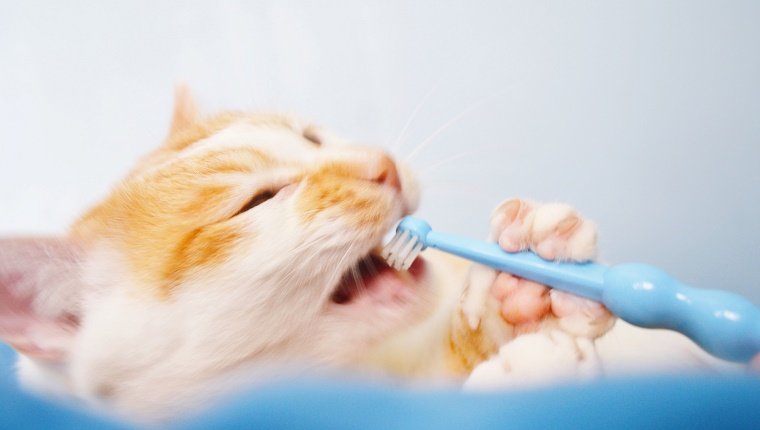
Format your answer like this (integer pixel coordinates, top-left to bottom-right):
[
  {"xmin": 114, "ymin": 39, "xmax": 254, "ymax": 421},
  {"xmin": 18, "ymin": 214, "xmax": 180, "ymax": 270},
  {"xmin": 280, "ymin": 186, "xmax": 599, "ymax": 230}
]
[
  {"xmin": 425, "ymin": 230, "xmax": 760, "ymax": 363},
  {"xmin": 603, "ymin": 264, "xmax": 760, "ymax": 363},
  {"xmin": 426, "ymin": 230, "xmax": 607, "ymax": 301}
]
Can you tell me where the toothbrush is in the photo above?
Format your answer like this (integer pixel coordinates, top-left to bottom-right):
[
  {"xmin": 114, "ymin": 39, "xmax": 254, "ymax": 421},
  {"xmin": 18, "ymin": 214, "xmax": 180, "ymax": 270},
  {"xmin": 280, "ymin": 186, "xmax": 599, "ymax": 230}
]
[{"xmin": 381, "ymin": 216, "xmax": 760, "ymax": 363}]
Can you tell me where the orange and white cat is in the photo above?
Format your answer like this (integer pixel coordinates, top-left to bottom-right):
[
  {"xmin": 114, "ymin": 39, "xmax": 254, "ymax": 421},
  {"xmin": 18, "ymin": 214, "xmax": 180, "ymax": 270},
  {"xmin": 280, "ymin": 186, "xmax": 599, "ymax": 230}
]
[{"xmin": 0, "ymin": 87, "xmax": 735, "ymax": 422}]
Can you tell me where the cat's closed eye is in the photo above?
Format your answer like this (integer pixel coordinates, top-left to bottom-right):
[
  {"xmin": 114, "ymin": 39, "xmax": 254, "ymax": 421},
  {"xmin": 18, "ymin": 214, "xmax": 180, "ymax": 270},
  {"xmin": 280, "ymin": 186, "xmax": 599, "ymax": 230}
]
[
  {"xmin": 233, "ymin": 190, "xmax": 277, "ymax": 217},
  {"xmin": 302, "ymin": 126, "xmax": 322, "ymax": 146}
]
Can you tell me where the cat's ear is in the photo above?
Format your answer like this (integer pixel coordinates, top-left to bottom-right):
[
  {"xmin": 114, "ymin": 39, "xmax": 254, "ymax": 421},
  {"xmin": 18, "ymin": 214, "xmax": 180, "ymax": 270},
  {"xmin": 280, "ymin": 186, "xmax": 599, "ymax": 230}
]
[
  {"xmin": 0, "ymin": 238, "xmax": 84, "ymax": 362},
  {"xmin": 169, "ymin": 83, "xmax": 199, "ymax": 135}
]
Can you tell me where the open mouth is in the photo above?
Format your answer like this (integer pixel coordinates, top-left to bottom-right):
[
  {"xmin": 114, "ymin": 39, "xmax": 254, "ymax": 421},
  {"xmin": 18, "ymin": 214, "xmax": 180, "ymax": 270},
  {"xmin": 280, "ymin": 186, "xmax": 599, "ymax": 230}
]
[{"xmin": 330, "ymin": 252, "xmax": 425, "ymax": 305}]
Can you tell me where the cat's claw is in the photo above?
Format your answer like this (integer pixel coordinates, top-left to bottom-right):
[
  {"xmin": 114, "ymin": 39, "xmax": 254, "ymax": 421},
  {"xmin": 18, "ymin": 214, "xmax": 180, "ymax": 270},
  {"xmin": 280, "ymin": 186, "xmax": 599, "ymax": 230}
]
[{"xmin": 461, "ymin": 264, "xmax": 497, "ymax": 330}]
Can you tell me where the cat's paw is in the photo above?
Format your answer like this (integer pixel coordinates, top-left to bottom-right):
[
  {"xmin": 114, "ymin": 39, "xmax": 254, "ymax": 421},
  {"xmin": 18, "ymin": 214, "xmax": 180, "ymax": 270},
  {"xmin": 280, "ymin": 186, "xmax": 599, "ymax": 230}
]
[
  {"xmin": 461, "ymin": 199, "xmax": 614, "ymax": 338},
  {"xmin": 490, "ymin": 273, "xmax": 613, "ymax": 337},
  {"xmin": 463, "ymin": 329, "xmax": 602, "ymax": 390},
  {"xmin": 491, "ymin": 198, "xmax": 596, "ymax": 261},
  {"xmin": 492, "ymin": 199, "xmax": 613, "ymax": 337}
]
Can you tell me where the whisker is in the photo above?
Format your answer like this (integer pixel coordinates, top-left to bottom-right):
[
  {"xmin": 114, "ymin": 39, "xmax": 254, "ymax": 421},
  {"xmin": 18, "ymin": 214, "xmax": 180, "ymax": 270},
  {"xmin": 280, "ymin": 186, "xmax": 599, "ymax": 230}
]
[
  {"xmin": 403, "ymin": 90, "xmax": 507, "ymax": 163},
  {"xmin": 364, "ymin": 257, "xmax": 379, "ymax": 278},
  {"xmin": 422, "ymin": 182, "xmax": 495, "ymax": 201},
  {"xmin": 390, "ymin": 76, "xmax": 445, "ymax": 154},
  {"xmin": 351, "ymin": 264, "xmax": 365, "ymax": 295},
  {"xmin": 415, "ymin": 149, "xmax": 486, "ymax": 177},
  {"xmin": 291, "ymin": 235, "xmax": 328, "ymax": 255},
  {"xmin": 320, "ymin": 241, "xmax": 358, "ymax": 303}
]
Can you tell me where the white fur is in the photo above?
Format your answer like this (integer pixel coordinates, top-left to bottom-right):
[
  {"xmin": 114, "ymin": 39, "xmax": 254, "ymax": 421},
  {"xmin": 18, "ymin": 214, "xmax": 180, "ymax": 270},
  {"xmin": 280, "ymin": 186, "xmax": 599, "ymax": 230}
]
[
  {"xmin": 6, "ymin": 120, "xmax": 425, "ymax": 422},
  {"xmin": 464, "ymin": 330, "xmax": 601, "ymax": 390}
]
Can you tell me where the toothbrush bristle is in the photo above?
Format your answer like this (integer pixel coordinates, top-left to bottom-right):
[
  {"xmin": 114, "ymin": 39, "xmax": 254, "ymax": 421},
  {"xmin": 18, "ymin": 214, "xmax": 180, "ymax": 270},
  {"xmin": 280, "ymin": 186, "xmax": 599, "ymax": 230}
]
[{"xmin": 382, "ymin": 230, "xmax": 423, "ymax": 271}]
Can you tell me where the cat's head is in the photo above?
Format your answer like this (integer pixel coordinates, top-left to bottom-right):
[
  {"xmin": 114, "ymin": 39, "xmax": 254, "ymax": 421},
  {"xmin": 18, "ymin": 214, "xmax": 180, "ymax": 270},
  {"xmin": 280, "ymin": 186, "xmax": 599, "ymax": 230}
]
[{"xmin": 0, "ymin": 87, "xmax": 429, "ymax": 418}]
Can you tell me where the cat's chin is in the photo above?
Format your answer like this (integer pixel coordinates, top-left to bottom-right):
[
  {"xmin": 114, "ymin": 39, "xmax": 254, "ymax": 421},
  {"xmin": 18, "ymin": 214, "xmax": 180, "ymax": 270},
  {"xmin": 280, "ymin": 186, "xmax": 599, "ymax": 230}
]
[{"xmin": 329, "ymin": 253, "xmax": 426, "ymax": 307}]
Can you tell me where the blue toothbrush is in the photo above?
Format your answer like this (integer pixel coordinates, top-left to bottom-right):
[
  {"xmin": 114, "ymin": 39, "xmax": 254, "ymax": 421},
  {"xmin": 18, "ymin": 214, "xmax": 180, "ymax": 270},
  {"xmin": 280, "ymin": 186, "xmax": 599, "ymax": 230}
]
[{"xmin": 381, "ymin": 216, "xmax": 760, "ymax": 363}]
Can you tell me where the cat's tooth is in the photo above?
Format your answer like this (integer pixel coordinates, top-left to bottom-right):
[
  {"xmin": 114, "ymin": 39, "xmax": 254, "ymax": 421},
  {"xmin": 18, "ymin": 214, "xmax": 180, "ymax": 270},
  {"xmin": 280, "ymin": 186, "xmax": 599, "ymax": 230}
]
[{"xmin": 397, "ymin": 269, "xmax": 415, "ymax": 283}]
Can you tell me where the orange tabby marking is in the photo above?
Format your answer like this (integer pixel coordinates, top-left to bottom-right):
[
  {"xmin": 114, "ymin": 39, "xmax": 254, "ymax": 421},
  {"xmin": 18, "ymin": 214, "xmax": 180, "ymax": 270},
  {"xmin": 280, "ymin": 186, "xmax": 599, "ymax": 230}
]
[
  {"xmin": 297, "ymin": 168, "xmax": 385, "ymax": 226},
  {"xmin": 72, "ymin": 127, "xmax": 271, "ymax": 296},
  {"xmin": 446, "ymin": 309, "xmax": 499, "ymax": 374},
  {"xmin": 165, "ymin": 224, "xmax": 241, "ymax": 294}
]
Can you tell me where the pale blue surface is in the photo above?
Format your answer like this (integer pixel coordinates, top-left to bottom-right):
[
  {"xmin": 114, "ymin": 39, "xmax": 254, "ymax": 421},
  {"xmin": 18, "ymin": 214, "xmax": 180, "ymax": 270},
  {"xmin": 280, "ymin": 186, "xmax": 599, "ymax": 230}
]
[
  {"xmin": 0, "ymin": 344, "xmax": 128, "ymax": 429},
  {"xmin": 3, "ymin": 342, "xmax": 760, "ymax": 429}
]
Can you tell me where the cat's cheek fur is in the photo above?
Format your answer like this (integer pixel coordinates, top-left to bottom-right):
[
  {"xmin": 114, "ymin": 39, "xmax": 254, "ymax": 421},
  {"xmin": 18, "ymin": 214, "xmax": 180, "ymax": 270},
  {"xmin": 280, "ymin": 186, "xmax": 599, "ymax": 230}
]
[{"xmin": 61, "ymin": 190, "xmax": 410, "ymax": 420}]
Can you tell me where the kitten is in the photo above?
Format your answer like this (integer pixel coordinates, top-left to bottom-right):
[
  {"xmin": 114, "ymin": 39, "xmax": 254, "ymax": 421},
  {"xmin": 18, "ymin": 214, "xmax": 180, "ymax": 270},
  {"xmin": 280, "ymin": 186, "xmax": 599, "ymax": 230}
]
[{"xmin": 0, "ymin": 87, "xmax": 735, "ymax": 422}]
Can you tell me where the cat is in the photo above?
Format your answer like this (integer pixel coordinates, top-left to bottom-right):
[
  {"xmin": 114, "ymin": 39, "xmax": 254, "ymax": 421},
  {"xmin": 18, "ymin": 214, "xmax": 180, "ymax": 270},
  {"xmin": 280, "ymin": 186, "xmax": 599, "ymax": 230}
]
[{"xmin": 0, "ymin": 86, "xmax": 738, "ymax": 422}]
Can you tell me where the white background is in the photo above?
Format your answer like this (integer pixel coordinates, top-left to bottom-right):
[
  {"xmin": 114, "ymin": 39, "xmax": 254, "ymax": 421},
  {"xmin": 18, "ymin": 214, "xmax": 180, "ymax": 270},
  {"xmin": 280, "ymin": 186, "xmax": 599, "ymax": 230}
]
[{"xmin": 1, "ymin": 1, "xmax": 759, "ymax": 303}]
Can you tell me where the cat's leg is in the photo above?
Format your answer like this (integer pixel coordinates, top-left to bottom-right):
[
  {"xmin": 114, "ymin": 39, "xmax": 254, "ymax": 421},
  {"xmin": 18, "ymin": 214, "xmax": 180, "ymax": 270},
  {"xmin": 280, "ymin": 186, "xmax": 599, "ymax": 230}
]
[{"xmin": 453, "ymin": 199, "xmax": 614, "ymax": 379}]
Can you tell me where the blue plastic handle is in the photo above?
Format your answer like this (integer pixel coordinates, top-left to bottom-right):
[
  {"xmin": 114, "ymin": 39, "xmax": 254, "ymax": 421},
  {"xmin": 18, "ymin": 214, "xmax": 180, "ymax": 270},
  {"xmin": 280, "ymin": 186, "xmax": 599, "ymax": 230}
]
[{"xmin": 397, "ymin": 216, "xmax": 760, "ymax": 363}]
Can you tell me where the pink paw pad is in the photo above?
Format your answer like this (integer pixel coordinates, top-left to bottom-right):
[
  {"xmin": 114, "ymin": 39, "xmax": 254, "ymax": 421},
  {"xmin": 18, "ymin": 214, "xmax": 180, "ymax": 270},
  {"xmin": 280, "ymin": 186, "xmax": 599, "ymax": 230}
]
[
  {"xmin": 491, "ymin": 275, "xmax": 613, "ymax": 336},
  {"xmin": 491, "ymin": 273, "xmax": 551, "ymax": 326}
]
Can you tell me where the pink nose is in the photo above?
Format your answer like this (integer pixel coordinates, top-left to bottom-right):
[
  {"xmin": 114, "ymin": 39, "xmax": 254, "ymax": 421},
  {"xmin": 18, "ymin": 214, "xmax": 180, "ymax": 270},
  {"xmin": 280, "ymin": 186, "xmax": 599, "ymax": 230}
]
[{"xmin": 371, "ymin": 155, "xmax": 402, "ymax": 192}]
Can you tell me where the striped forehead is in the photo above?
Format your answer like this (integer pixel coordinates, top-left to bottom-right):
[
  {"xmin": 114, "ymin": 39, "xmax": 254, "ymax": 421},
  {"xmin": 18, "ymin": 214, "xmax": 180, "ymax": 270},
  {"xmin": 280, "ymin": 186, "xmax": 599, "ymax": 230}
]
[{"xmin": 181, "ymin": 121, "xmax": 315, "ymax": 164}]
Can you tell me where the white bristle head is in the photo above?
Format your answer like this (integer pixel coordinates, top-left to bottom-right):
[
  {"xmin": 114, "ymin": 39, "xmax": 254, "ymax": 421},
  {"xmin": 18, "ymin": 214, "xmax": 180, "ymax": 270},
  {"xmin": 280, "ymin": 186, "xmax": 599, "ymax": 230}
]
[
  {"xmin": 383, "ymin": 230, "xmax": 409, "ymax": 269},
  {"xmin": 382, "ymin": 230, "xmax": 423, "ymax": 271},
  {"xmin": 380, "ymin": 230, "xmax": 405, "ymax": 261},
  {"xmin": 400, "ymin": 241, "xmax": 423, "ymax": 270}
]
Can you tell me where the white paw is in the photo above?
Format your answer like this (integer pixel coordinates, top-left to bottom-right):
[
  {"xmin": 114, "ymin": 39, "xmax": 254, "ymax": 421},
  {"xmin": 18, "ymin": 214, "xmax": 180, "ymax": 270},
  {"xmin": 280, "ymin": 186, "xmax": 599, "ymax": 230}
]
[
  {"xmin": 460, "ymin": 198, "xmax": 613, "ymax": 339},
  {"xmin": 494, "ymin": 199, "xmax": 597, "ymax": 261},
  {"xmin": 463, "ymin": 330, "xmax": 602, "ymax": 390}
]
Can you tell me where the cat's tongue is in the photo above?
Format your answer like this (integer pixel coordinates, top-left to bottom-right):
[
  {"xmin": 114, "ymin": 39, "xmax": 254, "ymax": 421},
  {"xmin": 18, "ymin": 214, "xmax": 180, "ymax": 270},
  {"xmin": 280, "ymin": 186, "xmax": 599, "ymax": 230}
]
[{"xmin": 330, "ymin": 254, "xmax": 425, "ymax": 305}]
